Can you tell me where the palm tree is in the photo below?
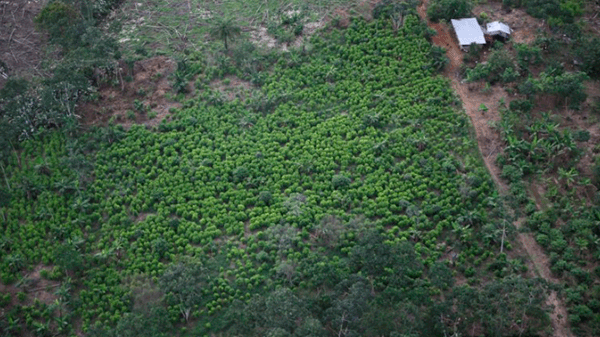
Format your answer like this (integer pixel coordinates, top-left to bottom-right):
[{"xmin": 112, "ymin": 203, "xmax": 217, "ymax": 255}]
[{"xmin": 209, "ymin": 17, "xmax": 241, "ymax": 52}]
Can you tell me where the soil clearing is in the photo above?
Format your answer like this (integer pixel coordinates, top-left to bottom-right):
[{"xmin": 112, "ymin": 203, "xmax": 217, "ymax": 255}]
[
  {"xmin": 0, "ymin": 264, "xmax": 60, "ymax": 308},
  {"xmin": 78, "ymin": 56, "xmax": 181, "ymax": 129},
  {"xmin": 417, "ymin": 2, "xmax": 573, "ymax": 336},
  {"xmin": 0, "ymin": 0, "xmax": 46, "ymax": 89}
]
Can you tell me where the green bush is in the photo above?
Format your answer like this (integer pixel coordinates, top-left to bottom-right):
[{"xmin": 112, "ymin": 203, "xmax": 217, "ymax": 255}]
[
  {"xmin": 536, "ymin": 71, "xmax": 588, "ymax": 109},
  {"xmin": 427, "ymin": 0, "xmax": 473, "ymax": 22},
  {"xmin": 576, "ymin": 37, "xmax": 600, "ymax": 79},
  {"xmin": 35, "ymin": 1, "xmax": 81, "ymax": 50},
  {"xmin": 592, "ymin": 156, "xmax": 600, "ymax": 188},
  {"xmin": 509, "ymin": 99, "xmax": 533, "ymax": 113},
  {"xmin": 258, "ymin": 191, "xmax": 273, "ymax": 205},
  {"xmin": 501, "ymin": 165, "xmax": 523, "ymax": 183},
  {"xmin": 536, "ymin": 234, "xmax": 550, "ymax": 247},
  {"xmin": 574, "ymin": 130, "xmax": 590, "ymax": 142},
  {"xmin": 233, "ymin": 167, "xmax": 250, "ymax": 183},
  {"xmin": 466, "ymin": 49, "xmax": 518, "ymax": 83},
  {"xmin": 0, "ymin": 293, "xmax": 10, "ymax": 307},
  {"xmin": 463, "ymin": 43, "xmax": 482, "ymax": 63},
  {"xmin": 332, "ymin": 174, "xmax": 351, "ymax": 189}
]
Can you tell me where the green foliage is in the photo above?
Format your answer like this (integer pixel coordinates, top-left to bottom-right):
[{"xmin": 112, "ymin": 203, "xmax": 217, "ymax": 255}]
[
  {"xmin": 209, "ymin": 17, "xmax": 242, "ymax": 51},
  {"xmin": 35, "ymin": 1, "xmax": 81, "ymax": 50},
  {"xmin": 0, "ymin": 14, "xmax": 549, "ymax": 337},
  {"xmin": 159, "ymin": 260, "xmax": 210, "ymax": 322},
  {"xmin": 534, "ymin": 71, "xmax": 588, "ymax": 109},
  {"xmin": 592, "ymin": 156, "xmax": 600, "ymax": 188},
  {"xmin": 574, "ymin": 130, "xmax": 590, "ymax": 142},
  {"xmin": 429, "ymin": 46, "xmax": 449, "ymax": 72},
  {"xmin": 331, "ymin": 174, "xmax": 351, "ymax": 189},
  {"xmin": 576, "ymin": 37, "xmax": 600, "ymax": 79},
  {"xmin": 466, "ymin": 49, "xmax": 519, "ymax": 83},
  {"xmin": 515, "ymin": 43, "xmax": 542, "ymax": 70},
  {"xmin": 463, "ymin": 43, "xmax": 482, "ymax": 63},
  {"xmin": 501, "ymin": 165, "xmax": 523, "ymax": 183},
  {"xmin": 258, "ymin": 191, "xmax": 274, "ymax": 205},
  {"xmin": 523, "ymin": 0, "xmax": 583, "ymax": 26},
  {"xmin": 427, "ymin": 0, "xmax": 473, "ymax": 23},
  {"xmin": 508, "ymin": 99, "xmax": 533, "ymax": 113}
]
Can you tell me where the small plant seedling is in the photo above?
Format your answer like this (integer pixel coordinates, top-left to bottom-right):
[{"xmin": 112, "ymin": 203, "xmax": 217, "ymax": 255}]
[
  {"xmin": 479, "ymin": 103, "xmax": 489, "ymax": 112},
  {"xmin": 481, "ymin": 82, "xmax": 492, "ymax": 94},
  {"xmin": 133, "ymin": 99, "xmax": 146, "ymax": 112}
]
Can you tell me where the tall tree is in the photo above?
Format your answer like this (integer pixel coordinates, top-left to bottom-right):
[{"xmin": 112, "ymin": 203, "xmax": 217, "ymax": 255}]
[
  {"xmin": 158, "ymin": 259, "xmax": 209, "ymax": 322},
  {"xmin": 209, "ymin": 17, "xmax": 241, "ymax": 52}
]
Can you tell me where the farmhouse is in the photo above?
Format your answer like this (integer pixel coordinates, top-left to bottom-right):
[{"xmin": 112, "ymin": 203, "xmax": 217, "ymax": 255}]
[
  {"xmin": 485, "ymin": 21, "xmax": 512, "ymax": 39},
  {"xmin": 451, "ymin": 18, "xmax": 486, "ymax": 51}
]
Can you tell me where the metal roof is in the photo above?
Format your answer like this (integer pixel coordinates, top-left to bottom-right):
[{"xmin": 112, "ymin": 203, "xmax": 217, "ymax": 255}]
[
  {"xmin": 451, "ymin": 18, "xmax": 486, "ymax": 46},
  {"xmin": 486, "ymin": 21, "xmax": 511, "ymax": 35}
]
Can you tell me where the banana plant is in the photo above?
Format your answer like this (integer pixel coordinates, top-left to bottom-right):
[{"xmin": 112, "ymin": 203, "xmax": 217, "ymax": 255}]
[{"xmin": 558, "ymin": 167, "xmax": 578, "ymax": 188}]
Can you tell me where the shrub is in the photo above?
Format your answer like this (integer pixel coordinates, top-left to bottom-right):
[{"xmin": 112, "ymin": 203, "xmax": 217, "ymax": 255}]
[
  {"xmin": 571, "ymin": 305, "xmax": 593, "ymax": 321},
  {"xmin": 576, "ymin": 37, "xmax": 600, "ymax": 79},
  {"xmin": 332, "ymin": 174, "xmax": 351, "ymax": 189},
  {"xmin": 0, "ymin": 294, "xmax": 10, "ymax": 307},
  {"xmin": 501, "ymin": 67, "xmax": 520, "ymax": 83},
  {"xmin": 534, "ymin": 71, "xmax": 589, "ymax": 109},
  {"xmin": 35, "ymin": 1, "xmax": 81, "ymax": 50},
  {"xmin": 592, "ymin": 156, "xmax": 600, "ymax": 188},
  {"xmin": 509, "ymin": 99, "xmax": 533, "ymax": 113},
  {"xmin": 233, "ymin": 166, "xmax": 249, "ymax": 183},
  {"xmin": 466, "ymin": 49, "xmax": 518, "ymax": 83},
  {"xmin": 427, "ymin": 0, "xmax": 473, "ymax": 23},
  {"xmin": 463, "ymin": 43, "xmax": 482, "ymax": 63},
  {"xmin": 550, "ymin": 238, "xmax": 568, "ymax": 253},
  {"xmin": 536, "ymin": 234, "xmax": 550, "ymax": 247},
  {"xmin": 574, "ymin": 130, "xmax": 590, "ymax": 142},
  {"xmin": 430, "ymin": 46, "xmax": 449, "ymax": 72},
  {"xmin": 258, "ymin": 191, "xmax": 273, "ymax": 205},
  {"xmin": 501, "ymin": 165, "xmax": 523, "ymax": 183}
]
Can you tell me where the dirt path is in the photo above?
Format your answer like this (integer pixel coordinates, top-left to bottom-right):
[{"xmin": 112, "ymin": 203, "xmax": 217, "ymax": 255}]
[{"xmin": 416, "ymin": 3, "xmax": 572, "ymax": 337}]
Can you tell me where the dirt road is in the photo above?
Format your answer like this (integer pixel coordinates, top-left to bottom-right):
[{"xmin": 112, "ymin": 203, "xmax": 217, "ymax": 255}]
[{"xmin": 415, "ymin": 3, "xmax": 573, "ymax": 336}]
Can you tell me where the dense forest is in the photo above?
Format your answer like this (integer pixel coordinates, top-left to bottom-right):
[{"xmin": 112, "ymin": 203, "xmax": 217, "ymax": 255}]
[{"xmin": 1, "ymin": 0, "xmax": 599, "ymax": 336}]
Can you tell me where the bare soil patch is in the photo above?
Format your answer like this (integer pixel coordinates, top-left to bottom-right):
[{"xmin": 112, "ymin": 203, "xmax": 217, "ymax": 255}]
[
  {"xmin": 249, "ymin": 0, "xmax": 379, "ymax": 51},
  {"xmin": 527, "ymin": 80, "xmax": 600, "ymax": 205},
  {"xmin": 0, "ymin": 0, "xmax": 46, "ymax": 89},
  {"xmin": 79, "ymin": 56, "xmax": 181, "ymax": 129},
  {"xmin": 473, "ymin": 2, "xmax": 548, "ymax": 44},
  {"xmin": 0, "ymin": 264, "xmax": 60, "ymax": 308},
  {"xmin": 209, "ymin": 75, "xmax": 255, "ymax": 101}
]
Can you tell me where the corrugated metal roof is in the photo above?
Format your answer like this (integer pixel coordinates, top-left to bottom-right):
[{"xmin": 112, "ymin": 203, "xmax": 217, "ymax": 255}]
[
  {"xmin": 486, "ymin": 21, "xmax": 511, "ymax": 35},
  {"xmin": 451, "ymin": 18, "xmax": 486, "ymax": 46}
]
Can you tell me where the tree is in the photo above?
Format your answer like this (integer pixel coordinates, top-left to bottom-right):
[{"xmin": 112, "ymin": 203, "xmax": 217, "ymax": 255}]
[
  {"xmin": 219, "ymin": 288, "xmax": 311, "ymax": 336},
  {"xmin": 262, "ymin": 288, "xmax": 308, "ymax": 333},
  {"xmin": 325, "ymin": 279, "xmax": 373, "ymax": 336},
  {"xmin": 35, "ymin": 0, "xmax": 82, "ymax": 50},
  {"xmin": 55, "ymin": 243, "xmax": 84, "ymax": 277},
  {"xmin": 447, "ymin": 276, "xmax": 550, "ymax": 336},
  {"xmin": 534, "ymin": 70, "xmax": 588, "ymax": 109},
  {"xmin": 428, "ymin": 262, "xmax": 454, "ymax": 290},
  {"xmin": 158, "ymin": 260, "xmax": 208, "ymax": 322},
  {"xmin": 209, "ymin": 17, "xmax": 241, "ymax": 52},
  {"xmin": 577, "ymin": 37, "xmax": 600, "ymax": 79},
  {"xmin": 427, "ymin": 0, "xmax": 473, "ymax": 23}
]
